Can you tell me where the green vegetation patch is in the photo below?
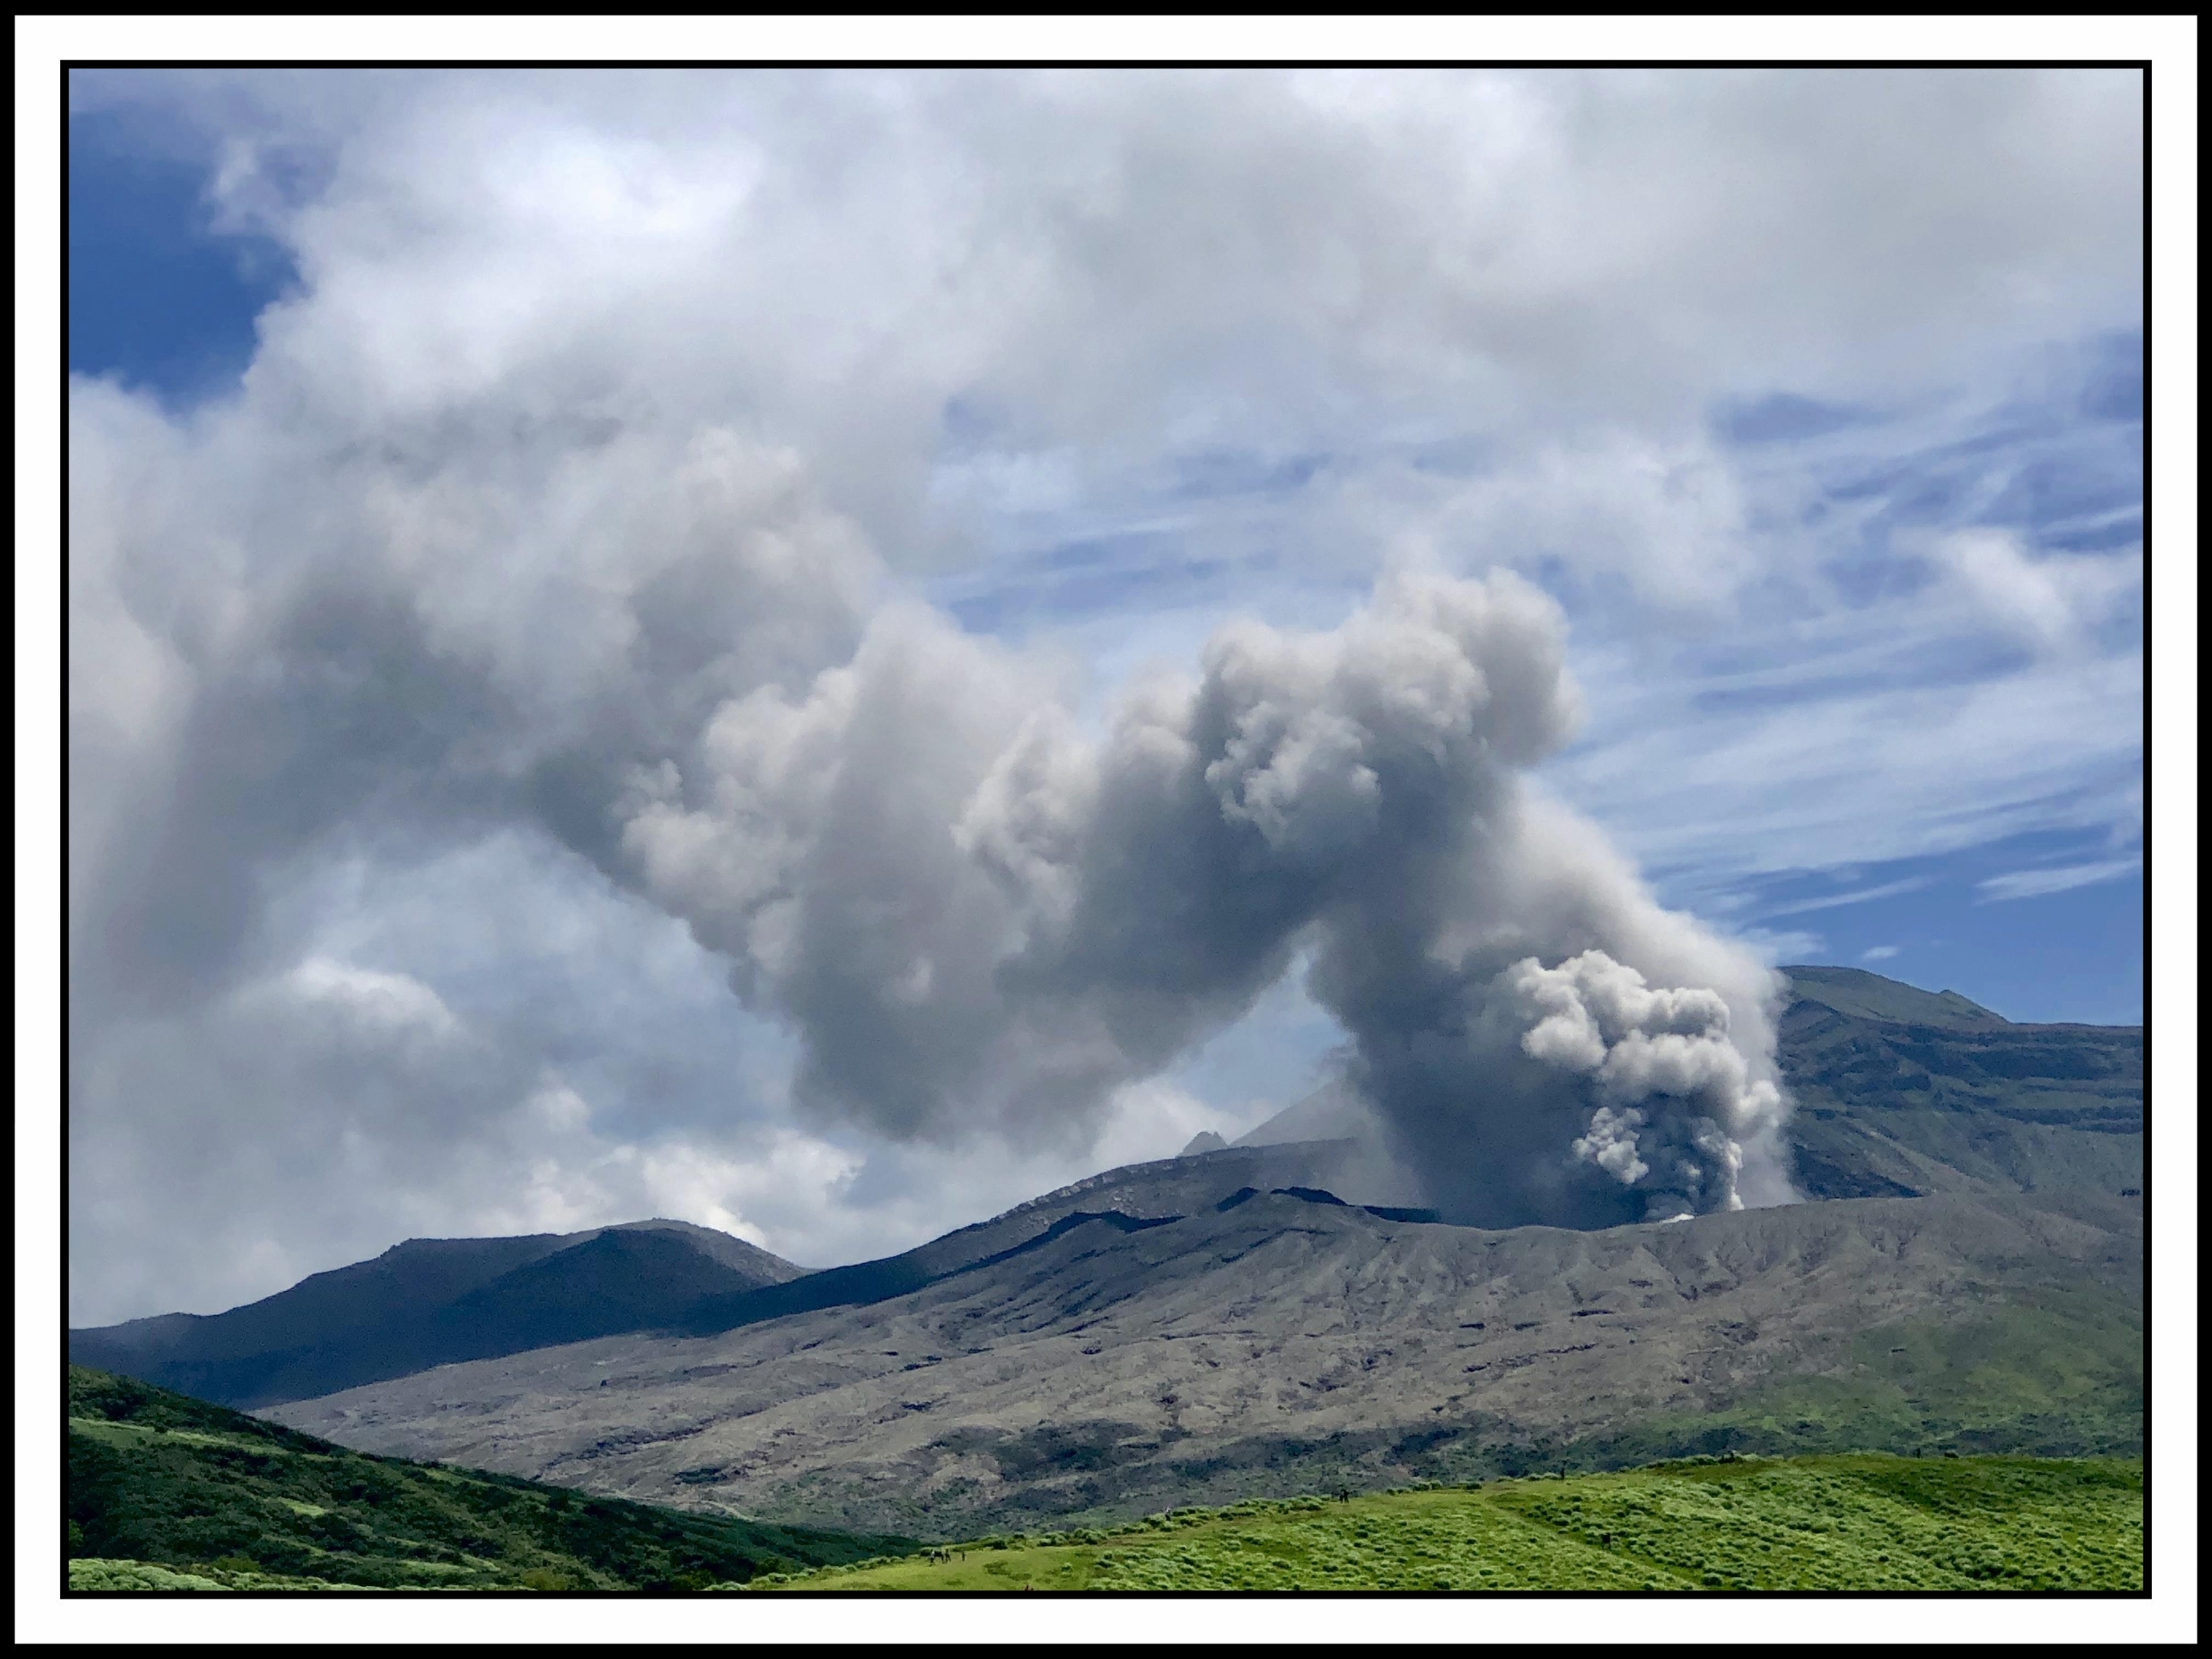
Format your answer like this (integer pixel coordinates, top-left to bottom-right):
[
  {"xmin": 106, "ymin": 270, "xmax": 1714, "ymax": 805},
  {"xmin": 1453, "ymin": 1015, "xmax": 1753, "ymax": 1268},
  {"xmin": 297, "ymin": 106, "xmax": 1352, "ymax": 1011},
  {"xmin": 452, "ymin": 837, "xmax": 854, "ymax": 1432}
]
[
  {"xmin": 67, "ymin": 1366, "xmax": 906, "ymax": 1591},
  {"xmin": 737, "ymin": 1291, "xmax": 2141, "ymax": 1543},
  {"xmin": 1570, "ymin": 1297, "xmax": 2142, "ymax": 1472},
  {"xmin": 68, "ymin": 1559, "xmax": 245, "ymax": 1593},
  {"xmin": 757, "ymin": 1454, "xmax": 2141, "ymax": 1592}
]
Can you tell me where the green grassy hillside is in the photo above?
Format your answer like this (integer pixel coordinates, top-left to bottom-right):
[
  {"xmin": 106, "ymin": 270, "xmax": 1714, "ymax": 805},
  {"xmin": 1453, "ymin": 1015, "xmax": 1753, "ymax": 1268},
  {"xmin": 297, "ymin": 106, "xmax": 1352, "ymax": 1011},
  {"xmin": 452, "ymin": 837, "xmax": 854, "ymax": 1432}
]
[
  {"xmin": 1568, "ymin": 1296, "xmax": 2142, "ymax": 1466},
  {"xmin": 756, "ymin": 1453, "xmax": 2141, "ymax": 1592},
  {"xmin": 66, "ymin": 1366, "xmax": 905, "ymax": 1591}
]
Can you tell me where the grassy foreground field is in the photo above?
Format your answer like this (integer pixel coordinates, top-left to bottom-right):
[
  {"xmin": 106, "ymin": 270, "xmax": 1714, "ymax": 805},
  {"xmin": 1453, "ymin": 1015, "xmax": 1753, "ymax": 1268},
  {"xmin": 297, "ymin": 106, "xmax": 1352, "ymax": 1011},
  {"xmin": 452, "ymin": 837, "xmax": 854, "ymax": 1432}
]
[
  {"xmin": 67, "ymin": 1366, "xmax": 906, "ymax": 1591},
  {"xmin": 753, "ymin": 1454, "xmax": 2142, "ymax": 1592}
]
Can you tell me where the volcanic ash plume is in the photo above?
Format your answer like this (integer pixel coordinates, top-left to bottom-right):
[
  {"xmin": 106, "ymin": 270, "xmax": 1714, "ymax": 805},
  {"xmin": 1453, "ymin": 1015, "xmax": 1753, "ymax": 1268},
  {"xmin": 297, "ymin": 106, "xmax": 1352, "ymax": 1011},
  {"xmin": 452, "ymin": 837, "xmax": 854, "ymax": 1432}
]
[
  {"xmin": 1509, "ymin": 952, "xmax": 1775, "ymax": 1220},
  {"xmin": 78, "ymin": 395, "xmax": 1793, "ymax": 1230},
  {"xmin": 933, "ymin": 565, "xmax": 1796, "ymax": 1227}
]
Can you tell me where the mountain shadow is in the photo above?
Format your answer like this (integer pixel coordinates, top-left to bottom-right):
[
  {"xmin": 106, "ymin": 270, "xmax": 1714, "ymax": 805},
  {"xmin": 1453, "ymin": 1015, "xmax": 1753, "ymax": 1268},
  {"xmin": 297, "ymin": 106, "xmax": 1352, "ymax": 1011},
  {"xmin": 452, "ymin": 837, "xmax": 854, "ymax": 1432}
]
[{"xmin": 70, "ymin": 1220, "xmax": 805, "ymax": 1412}]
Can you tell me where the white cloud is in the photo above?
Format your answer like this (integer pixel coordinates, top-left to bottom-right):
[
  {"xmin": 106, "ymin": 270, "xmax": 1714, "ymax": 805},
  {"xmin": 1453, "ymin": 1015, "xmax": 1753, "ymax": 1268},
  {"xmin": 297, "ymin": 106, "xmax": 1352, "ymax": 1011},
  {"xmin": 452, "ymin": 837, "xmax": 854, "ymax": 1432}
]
[
  {"xmin": 1976, "ymin": 858, "xmax": 2142, "ymax": 903},
  {"xmin": 64, "ymin": 68, "xmax": 2144, "ymax": 1319},
  {"xmin": 1548, "ymin": 640, "xmax": 2142, "ymax": 882},
  {"xmin": 1862, "ymin": 945, "xmax": 1900, "ymax": 961},
  {"xmin": 1416, "ymin": 429, "xmax": 1760, "ymax": 612},
  {"xmin": 1086, "ymin": 1080, "xmax": 1223, "ymax": 1174},
  {"xmin": 1726, "ymin": 928, "xmax": 1826, "ymax": 967},
  {"xmin": 1760, "ymin": 879, "xmax": 1932, "ymax": 918},
  {"xmin": 1932, "ymin": 528, "xmax": 2139, "ymax": 654}
]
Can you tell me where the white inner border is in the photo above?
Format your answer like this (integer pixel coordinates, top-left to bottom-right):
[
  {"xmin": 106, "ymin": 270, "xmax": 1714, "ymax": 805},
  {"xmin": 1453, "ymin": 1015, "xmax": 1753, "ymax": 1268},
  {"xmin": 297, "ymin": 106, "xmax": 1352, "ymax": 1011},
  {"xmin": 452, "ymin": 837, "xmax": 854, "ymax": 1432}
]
[{"xmin": 16, "ymin": 15, "xmax": 2197, "ymax": 1646}]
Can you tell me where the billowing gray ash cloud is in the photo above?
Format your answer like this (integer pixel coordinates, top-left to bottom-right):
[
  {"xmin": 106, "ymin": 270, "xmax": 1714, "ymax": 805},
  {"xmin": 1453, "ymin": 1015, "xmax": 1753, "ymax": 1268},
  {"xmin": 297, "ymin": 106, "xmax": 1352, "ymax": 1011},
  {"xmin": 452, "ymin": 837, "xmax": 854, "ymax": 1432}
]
[
  {"xmin": 76, "ymin": 415, "xmax": 1790, "ymax": 1241},
  {"xmin": 948, "ymin": 568, "xmax": 1791, "ymax": 1226},
  {"xmin": 67, "ymin": 67, "xmax": 2144, "ymax": 1317},
  {"xmin": 621, "ymin": 550, "xmax": 1793, "ymax": 1227}
]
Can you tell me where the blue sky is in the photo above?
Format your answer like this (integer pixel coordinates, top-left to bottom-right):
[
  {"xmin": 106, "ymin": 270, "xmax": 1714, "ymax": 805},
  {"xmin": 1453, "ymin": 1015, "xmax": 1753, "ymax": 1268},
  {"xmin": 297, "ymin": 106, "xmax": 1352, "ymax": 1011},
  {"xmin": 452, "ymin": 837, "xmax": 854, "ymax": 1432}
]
[
  {"xmin": 902, "ymin": 327, "xmax": 2146, "ymax": 1025},
  {"xmin": 68, "ymin": 105, "xmax": 298, "ymax": 406},
  {"xmin": 62, "ymin": 69, "xmax": 2146, "ymax": 1320}
]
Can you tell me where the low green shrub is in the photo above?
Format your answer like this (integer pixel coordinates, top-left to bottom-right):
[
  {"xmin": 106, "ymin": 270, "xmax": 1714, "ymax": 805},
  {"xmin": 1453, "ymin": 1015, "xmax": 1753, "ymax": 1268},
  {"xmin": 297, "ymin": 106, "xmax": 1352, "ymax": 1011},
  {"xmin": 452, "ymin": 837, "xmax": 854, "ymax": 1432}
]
[{"xmin": 765, "ymin": 1453, "xmax": 2141, "ymax": 1595}]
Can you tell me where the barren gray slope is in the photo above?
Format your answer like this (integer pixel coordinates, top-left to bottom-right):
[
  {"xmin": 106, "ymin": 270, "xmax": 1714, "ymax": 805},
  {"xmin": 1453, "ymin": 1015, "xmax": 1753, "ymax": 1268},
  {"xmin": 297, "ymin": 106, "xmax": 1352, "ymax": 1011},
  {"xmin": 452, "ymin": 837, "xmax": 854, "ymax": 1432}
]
[
  {"xmin": 263, "ymin": 1188, "xmax": 2139, "ymax": 1537},
  {"xmin": 953, "ymin": 1138, "xmax": 1403, "ymax": 1235},
  {"xmin": 664, "ymin": 1138, "xmax": 1401, "ymax": 1339}
]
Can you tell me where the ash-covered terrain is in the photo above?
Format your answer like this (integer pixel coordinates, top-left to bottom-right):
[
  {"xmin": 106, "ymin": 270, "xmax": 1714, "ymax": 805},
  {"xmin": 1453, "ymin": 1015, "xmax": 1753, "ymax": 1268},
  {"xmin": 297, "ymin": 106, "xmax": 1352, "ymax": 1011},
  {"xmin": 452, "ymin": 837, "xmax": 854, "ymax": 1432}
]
[
  {"xmin": 264, "ymin": 1187, "xmax": 2140, "ymax": 1538},
  {"xmin": 78, "ymin": 967, "xmax": 2145, "ymax": 1536}
]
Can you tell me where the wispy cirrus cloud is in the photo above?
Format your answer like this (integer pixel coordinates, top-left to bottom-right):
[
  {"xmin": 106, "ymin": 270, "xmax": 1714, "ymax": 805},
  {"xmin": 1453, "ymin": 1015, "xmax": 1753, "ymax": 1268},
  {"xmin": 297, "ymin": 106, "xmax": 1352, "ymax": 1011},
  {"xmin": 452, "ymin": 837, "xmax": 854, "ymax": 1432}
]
[
  {"xmin": 63, "ymin": 68, "xmax": 2142, "ymax": 1323},
  {"xmin": 1760, "ymin": 879, "xmax": 1934, "ymax": 918},
  {"xmin": 1977, "ymin": 857, "xmax": 2142, "ymax": 903}
]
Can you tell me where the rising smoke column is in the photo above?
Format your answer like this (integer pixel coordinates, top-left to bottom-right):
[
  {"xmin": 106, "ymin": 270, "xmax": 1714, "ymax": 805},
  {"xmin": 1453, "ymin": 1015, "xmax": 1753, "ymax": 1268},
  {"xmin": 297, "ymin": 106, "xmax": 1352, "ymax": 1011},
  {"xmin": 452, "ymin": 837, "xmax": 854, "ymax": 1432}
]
[
  {"xmin": 77, "ymin": 393, "xmax": 1790, "ymax": 1227},
  {"xmin": 940, "ymin": 564, "xmax": 1794, "ymax": 1226},
  {"xmin": 601, "ymin": 549, "xmax": 1789, "ymax": 1222}
]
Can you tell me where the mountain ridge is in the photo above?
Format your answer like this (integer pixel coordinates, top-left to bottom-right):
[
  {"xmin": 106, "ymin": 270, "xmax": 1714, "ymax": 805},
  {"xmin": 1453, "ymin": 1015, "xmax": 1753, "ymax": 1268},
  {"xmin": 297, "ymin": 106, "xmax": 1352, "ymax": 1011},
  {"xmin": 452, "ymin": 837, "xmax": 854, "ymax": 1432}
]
[
  {"xmin": 71, "ymin": 1219, "xmax": 807, "ymax": 1412},
  {"xmin": 262, "ymin": 1186, "xmax": 2142, "ymax": 1538},
  {"xmin": 1772, "ymin": 968, "xmax": 2141, "ymax": 1200},
  {"xmin": 74, "ymin": 965, "xmax": 2144, "ymax": 1418}
]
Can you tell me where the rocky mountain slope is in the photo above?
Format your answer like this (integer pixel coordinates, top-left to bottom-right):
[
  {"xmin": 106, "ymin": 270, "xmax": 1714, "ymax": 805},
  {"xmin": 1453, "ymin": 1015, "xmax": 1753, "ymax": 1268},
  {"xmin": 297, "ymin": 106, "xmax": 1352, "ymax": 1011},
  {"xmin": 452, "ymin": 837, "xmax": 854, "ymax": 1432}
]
[
  {"xmin": 263, "ymin": 1187, "xmax": 2141, "ymax": 1538},
  {"xmin": 75, "ymin": 965, "xmax": 2143, "ymax": 1421},
  {"xmin": 71, "ymin": 1220, "xmax": 806, "ymax": 1410},
  {"xmin": 1774, "ymin": 967, "xmax": 2143, "ymax": 1200},
  {"xmin": 69, "ymin": 1147, "xmax": 1372, "ymax": 1412}
]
